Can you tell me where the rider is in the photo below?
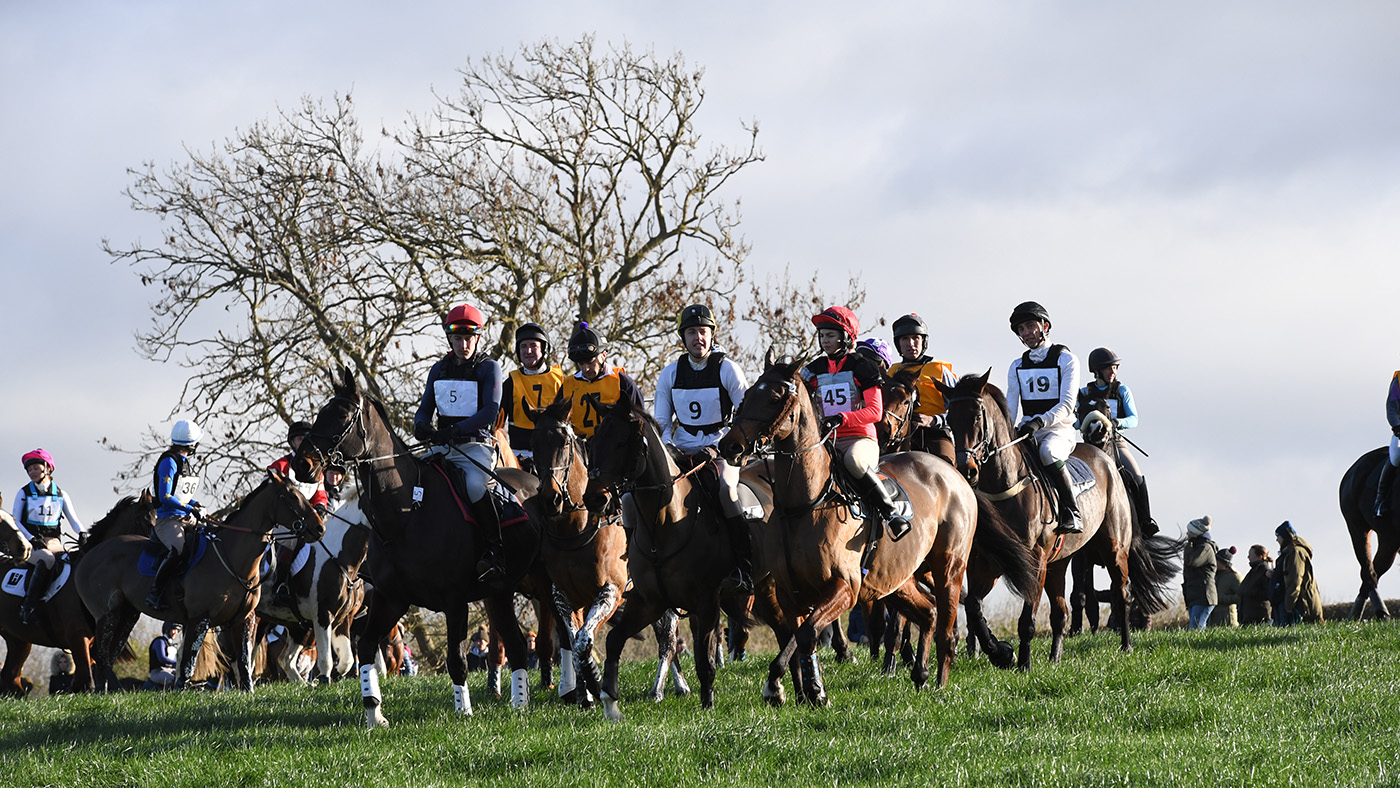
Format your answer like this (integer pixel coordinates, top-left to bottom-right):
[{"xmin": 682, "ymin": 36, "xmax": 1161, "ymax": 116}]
[
  {"xmin": 12, "ymin": 449, "xmax": 86, "ymax": 624},
  {"xmin": 888, "ymin": 313, "xmax": 958, "ymax": 458},
  {"xmin": 412, "ymin": 303, "xmax": 507, "ymax": 586},
  {"xmin": 1075, "ymin": 348, "xmax": 1157, "ymax": 534},
  {"xmin": 267, "ymin": 421, "xmax": 329, "ymax": 516},
  {"xmin": 653, "ymin": 304, "xmax": 753, "ymax": 591},
  {"xmin": 498, "ymin": 322, "xmax": 565, "ymax": 471},
  {"xmin": 559, "ymin": 321, "xmax": 644, "ymax": 442},
  {"xmin": 146, "ymin": 621, "xmax": 181, "ymax": 689},
  {"xmin": 1006, "ymin": 301, "xmax": 1084, "ymax": 535},
  {"xmin": 1377, "ymin": 370, "xmax": 1400, "ymax": 517},
  {"xmin": 147, "ymin": 420, "xmax": 205, "ymax": 611},
  {"xmin": 800, "ymin": 306, "xmax": 911, "ymax": 563}
]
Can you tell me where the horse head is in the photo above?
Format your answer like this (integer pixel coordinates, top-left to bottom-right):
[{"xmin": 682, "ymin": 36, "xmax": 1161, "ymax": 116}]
[
  {"xmin": 294, "ymin": 365, "xmax": 371, "ymax": 484},
  {"xmin": 877, "ymin": 366, "xmax": 921, "ymax": 451},
  {"xmin": 583, "ymin": 398, "xmax": 648, "ymax": 513},
  {"xmin": 528, "ymin": 396, "xmax": 584, "ymax": 515},
  {"xmin": 1079, "ymin": 408, "xmax": 1116, "ymax": 451},
  {"xmin": 936, "ymin": 368, "xmax": 1003, "ymax": 486},
  {"xmin": 264, "ymin": 467, "xmax": 327, "ymax": 543},
  {"xmin": 718, "ymin": 350, "xmax": 808, "ymax": 465}
]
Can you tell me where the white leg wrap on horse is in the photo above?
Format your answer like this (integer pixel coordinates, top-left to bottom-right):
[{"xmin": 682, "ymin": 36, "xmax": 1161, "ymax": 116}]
[
  {"xmin": 360, "ymin": 664, "xmax": 381, "ymax": 703},
  {"xmin": 510, "ymin": 668, "xmax": 529, "ymax": 709},
  {"xmin": 454, "ymin": 683, "xmax": 473, "ymax": 715},
  {"xmin": 559, "ymin": 648, "xmax": 577, "ymax": 696}
]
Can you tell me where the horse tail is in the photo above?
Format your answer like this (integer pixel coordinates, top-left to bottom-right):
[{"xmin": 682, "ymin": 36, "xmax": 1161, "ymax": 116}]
[
  {"xmin": 191, "ymin": 629, "xmax": 227, "ymax": 683},
  {"xmin": 1127, "ymin": 530, "xmax": 1184, "ymax": 615},
  {"xmin": 972, "ymin": 490, "xmax": 1039, "ymax": 601}
]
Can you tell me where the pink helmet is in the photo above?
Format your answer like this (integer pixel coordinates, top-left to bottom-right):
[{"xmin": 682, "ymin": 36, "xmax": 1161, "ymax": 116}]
[{"xmin": 22, "ymin": 449, "xmax": 54, "ymax": 471}]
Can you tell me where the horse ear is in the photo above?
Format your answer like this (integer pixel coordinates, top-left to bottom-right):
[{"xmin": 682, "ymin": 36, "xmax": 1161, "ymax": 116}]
[
  {"xmin": 267, "ymin": 466, "xmax": 286, "ymax": 484},
  {"xmin": 977, "ymin": 367, "xmax": 993, "ymax": 391},
  {"xmin": 764, "ymin": 346, "xmax": 776, "ymax": 370},
  {"xmin": 340, "ymin": 365, "xmax": 357, "ymax": 393},
  {"xmin": 523, "ymin": 397, "xmax": 545, "ymax": 423},
  {"xmin": 140, "ymin": 489, "xmax": 154, "ymax": 504}
]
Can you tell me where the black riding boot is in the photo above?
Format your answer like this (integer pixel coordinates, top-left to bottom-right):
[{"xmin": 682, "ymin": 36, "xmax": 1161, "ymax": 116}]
[
  {"xmin": 1377, "ymin": 462, "xmax": 1397, "ymax": 518},
  {"xmin": 1133, "ymin": 479, "xmax": 1159, "ymax": 536},
  {"xmin": 1047, "ymin": 462, "xmax": 1084, "ymax": 535},
  {"xmin": 145, "ymin": 548, "xmax": 181, "ymax": 611},
  {"xmin": 19, "ymin": 561, "xmax": 54, "ymax": 625},
  {"xmin": 853, "ymin": 469, "xmax": 911, "ymax": 568},
  {"xmin": 723, "ymin": 514, "xmax": 754, "ymax": 593},
  {"xmin": 470, "ymin": 495, "xmax": 506, "ymax": 587}
]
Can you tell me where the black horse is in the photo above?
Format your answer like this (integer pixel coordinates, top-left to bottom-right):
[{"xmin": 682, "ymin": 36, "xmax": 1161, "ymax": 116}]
[{"xmin": 1340, "ymin": 447, "xmax": 1400, "ymax": 619}]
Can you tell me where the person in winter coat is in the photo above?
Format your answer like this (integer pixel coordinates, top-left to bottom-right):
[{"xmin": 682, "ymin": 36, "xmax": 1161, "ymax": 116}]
[
  {"xmin": 1208, "ymin": 547, "xmax": 1242, "ymax": 627},
  {"xmin": 1182, "ymin": 516, "xmax": 1218, "ymax": 629},
  {"xmin": 1238, "ymin": 544, "xmax": 1274, "ymax": 625},
  {"xmin": 1274, "ymin": 521, "xmax": 1324, "ymax": 624}
]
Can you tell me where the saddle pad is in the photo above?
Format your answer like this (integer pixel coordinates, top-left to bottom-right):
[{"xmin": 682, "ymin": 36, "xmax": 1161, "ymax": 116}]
[
  {"xmin": 427, "ymin": 460, "xmax": 530, "ymax": 529},
  {"xmin": 287, "ymin": 542, "xmax": 311, "ymax": 576},
  {"xmin": 736, "ymin": 479, "xmax": 770, "ymax": 522},
  {"xmin": 0, "ymin": 560, "xmax": 73, "ymax": 603},
  {"xmin": 137, "ymin": 534, "xmax": 210, "ymax": 577},
  {"xmin": 1066, "ymin": 457, "xmax": 1097, "ymax": 498},
  {"xmin": 849, "ymin": 473, "xmax": 915, "ymax": 522}
]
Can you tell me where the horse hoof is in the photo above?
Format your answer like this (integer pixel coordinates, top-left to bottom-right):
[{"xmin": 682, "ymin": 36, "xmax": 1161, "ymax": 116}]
[
  {"xmin": 911, "ymin": 669, "xmax": 929, "ymax": 690},
  {"xmin": 365, "ymin": 709, "xmax": 390, "ymax": 729},
  {"xmin": 762, "ymin": 683, "xmax": 785, "ymax": 708},
  {"xmin": 989, "ymin": 645, "xmax": 1016, "ymax": 670},
  {"xmin": 601, "ymin": 692, "xmax": 624, "ymax": 722}
]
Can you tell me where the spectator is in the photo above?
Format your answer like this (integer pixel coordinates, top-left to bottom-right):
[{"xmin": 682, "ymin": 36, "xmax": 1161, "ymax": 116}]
[
  {"xmin": 48, "ymin": 649, "xmax": 75, "ymax": 695},
  {"xmin": 466, "ymin": 628, "xmax": 488, "ymax": 672},
  {"xmin": 144, "ymin": 622, "xmax": 181, "ymax": 689},
  {"xmin": 1238, "ymin": 545, "xmax": 1274, "ymax": 625},
  {"xmin": 1182, "ymin": 516, "xmax": 1218, "ymax": 630},
  {"xmin": 525, "ymin": 631, "xmax": 539, "ymax": 671},
  {"xmin": 1208, "ymin": 547, "xmax": 1242, "ymax": 627},
  {"xmin": 1274, "ymin": 521, "xmax": 1323, "ymax": 625}
]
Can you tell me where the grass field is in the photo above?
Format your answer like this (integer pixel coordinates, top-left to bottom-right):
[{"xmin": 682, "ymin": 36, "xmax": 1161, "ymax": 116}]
[{"xmin": 1, "ymin": 621, "xmax": 1397, "ymax": 787}]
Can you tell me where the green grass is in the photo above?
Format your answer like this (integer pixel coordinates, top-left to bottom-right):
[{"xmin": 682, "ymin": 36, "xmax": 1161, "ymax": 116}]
[{"xmin": 2, "ymin": 622, "xmax": 1398, "ymax": 787}]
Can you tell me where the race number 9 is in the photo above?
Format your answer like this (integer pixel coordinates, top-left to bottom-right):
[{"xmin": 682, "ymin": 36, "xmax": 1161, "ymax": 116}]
[{"xmin": 689, "ymin": 401, "xmax": 703, "ymax": 419}]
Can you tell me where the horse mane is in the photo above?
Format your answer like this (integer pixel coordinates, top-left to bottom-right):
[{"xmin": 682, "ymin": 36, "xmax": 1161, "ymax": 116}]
[
  {"xmin": 612, "ymin": 397, "xmax": 684, "ymax": 464},
  {"xmin": 889, "ymin": 366, "xmax": 920, "ymax": 392},
  {"xmin": 225, "ymin": 476, "xmax": 278, "ymax": 521},
  {"xmin": 950, "ymin": 372, "xmax": 1012, "ymax": 424},
  {"xmin": 84, "ymin": 495, "xmax": 149, "ymax": 544}
]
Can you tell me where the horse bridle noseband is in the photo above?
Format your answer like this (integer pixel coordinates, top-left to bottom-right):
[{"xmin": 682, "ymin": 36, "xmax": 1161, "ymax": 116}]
[{"xmin": 539, "ymin": 426, "xmax": 587, "ymax": 512}]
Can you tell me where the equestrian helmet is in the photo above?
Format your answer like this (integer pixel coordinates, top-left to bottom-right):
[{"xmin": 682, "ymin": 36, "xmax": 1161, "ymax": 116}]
[
  {"xmin": 287, "ymin": 421, "xmax": 314, "ymax": 442},
  {"xmin": 514, "ymin": 322, "xmax": 551, "ymax": 358},
  {"xmin": 1088, "ymin": 347, "xmax": 1122, "ymax": 373},
  {"xmin": 891, "ymin": 313, "xmax": 928, "ymax": 340},
  {"xmin": 811, "ymin": 306, "xmax": 860, "ymax": 340},
  {"xmin": 567, "ymin": 321, "xmax": 604, "ymax": 363},
  {"xmin": 21, "ymin": 449, "xmax": 54, "ymax": 471},
  {"xmin": 677, "ymin": 304, "xmax": 717, "ymax": 335},
  {"xmin": 1009, "ymin": 301, "xmax": 1052, "ymax": 332},
  {"xmin": 443, "ymin": 304, "xmax": 486, "ymax": 336},
  {"xmin": 170, "ymin": 420, "xmax": 203, "ymax": 447},
  {"xmin": 856, "ymin": 338, "xmax": 896, "ymax": 370}
]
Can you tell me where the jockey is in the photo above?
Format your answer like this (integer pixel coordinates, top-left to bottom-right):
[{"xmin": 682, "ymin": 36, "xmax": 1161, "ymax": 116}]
[
  {"xmin": 559, "ymin": 321, "xmax": 644, "ymax": 442},
  {"xmin": 1006, "ymin": 301, "xmax": 1084, "ymax": 534},
  {"xmin": 1075, "ymin": 348, "xmax": 1157, "ymax": 534},
  {"xmin": 147, "ymin": 420, "xmax": 205, "ymax": 611},
  {"xmin": 1377, "ymin": 370, "xmax": 1400, "ymax": 517},
  {"xmin": 323, "ymin": 459, "xmax": 348, "ymax": 512},
  {"xmin": 498, "ymin": 322, "xmax": 565, "ymax": 471},
  {"xmin": 146, "ymin": 621, "xmax": 180, "ymax": 689},
  {"xmin": 267, "ymin": 421, "xmax": 329, "ymax": 516},
  {"xmin": 854, "ymin": 337, "xmax": 896, "ymax": 373},
  {"xmin": 12, "ymin": 449, "xmax": 86, "ymax": 624},
  {"xmin": 412, "ymin": 303, "xmax": 507, "ymax": 585},
  {"xmin": 653, "ymin": 304, "xmax": 753, "ymax": 591},
  {"xmin": 888, "ymin": 313, "xmax": 958, "ymax": 457},
  {"xmin": 800, "ymin": 306, "xmax": 911, "ymax": 558}
]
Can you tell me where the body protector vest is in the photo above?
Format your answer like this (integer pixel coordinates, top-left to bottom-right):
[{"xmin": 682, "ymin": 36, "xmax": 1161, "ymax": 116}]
[
  {"xmin": 1077, "ymin": 380, "xmax": 1123, "ymax": 422},
  {"xmin": 1016, "ymin": 344, "xmax": 1068, "ymax": 419},
  {"xmin": 813, "ymin": 357, "xmax": 864, "ymax": 418},
  {"xmin": 562, "ymin": 368, "xmax": 625, "ymax": 437},
  {"xmin": 891, "ymin": 357, "xmax": 954, "ymax": 417},
  {"xmin": 671, "ymin": 352, "xmax": 734, "ymax": 434},
  {"xmin": 507, "ymin": 366, "xmax": 565, "ymax": 447},
  {"xmin": 20, "ymin": 481, "xmax": 65, "ymax": 537},
  {"xmin": 153, "ymin": 448, "xmax": 202, "ymax": 508}
]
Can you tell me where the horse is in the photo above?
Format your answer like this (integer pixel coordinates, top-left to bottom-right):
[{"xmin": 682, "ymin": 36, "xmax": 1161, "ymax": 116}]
[
  {"xmin": 1340, "ymin": 447, "xmax": 1400, "ymax": 619},
  {"xmin": 75, "ymin": 471, "xmax": 324, "ymax": 691},
  {"xmin": 936, "ymin": 371, "xmax": 1175, "ymax": 670},
  {"xmin": 291, "ymin": 366, "xmax": 541, "ymax": 727},
  {"xmin": 717, "ymin": 354, "xmax": 1038, "ymax": 704},
  {"xmin": 0, "ymin": 493, "xmax": 157, "ymax": 695},
  {"xmin": 582, "ymin": 398, "xmax": 753, "ymax": 720}
]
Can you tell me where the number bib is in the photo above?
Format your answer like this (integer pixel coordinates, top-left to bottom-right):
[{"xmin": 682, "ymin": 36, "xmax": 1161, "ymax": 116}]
[
  {"xmin": 23, "ymin": 494, "xmax": 62, "ymax": 529},
  {"xmin": 1016, "ymin": 366, "xmax": 1060, "ymax": 402},
  {"xmin": 173, "ymin": 474, "xmax": 202, "ymax": 506},
  {"xmin": 435, "ymin": 379, "xmax": 480, "ymax": 418},
  {"xmin": 815, "ymin": 370, "xmax": 860, "ymax": 417},
  {"xmin": 674, "ymin": 388, "xmax": 723, "ymax": 428}
]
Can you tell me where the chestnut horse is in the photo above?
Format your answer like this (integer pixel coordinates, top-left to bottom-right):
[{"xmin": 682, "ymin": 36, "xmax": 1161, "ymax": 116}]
[
  {"xmin": 718, "ymin": 355, "xmax": 1037, "ymax": 704},
  {"xmin": 937, "ymin": 372, "xmax": 1173, "ymax": 670},
  {"xmin": 1339, "ymin": 447, "xmax": 1400, "ymax": 619},
  {"xmin": 76, "ymin": 472, "xmax": 324, "ymax": 691},
  {"xmin": 0, "ymin": 493, "xmax": 157, "ymax": 695},
  {"xmin": 292, "ymin": 367, "xmax": 540, "ymax": 727}
]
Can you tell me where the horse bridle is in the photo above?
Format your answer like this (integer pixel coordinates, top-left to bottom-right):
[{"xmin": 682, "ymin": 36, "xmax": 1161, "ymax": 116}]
[
  {"xmin": 205, "ymin": 481, "xmax": 321, "ymax": 593},
  {"xmin": 538, "ymin": 425, "xmax": 587, "ymax": 512},
  {"xmin": 731, "ymin": 376, "xmax": 820, "ymax": 461},
  {"xmin": 883, "ymin": 382, "xmax": 919, "ymax": 449}
]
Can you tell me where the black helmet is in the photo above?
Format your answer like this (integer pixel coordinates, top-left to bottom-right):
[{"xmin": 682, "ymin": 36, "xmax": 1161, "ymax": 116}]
[
  {"xmin": 891, "ymin": 313, "xmax": 928, "ymax": 340},
  {"xmin": 567, "ymin": 321, "xmax": 604, "ymax": 363},
  {"xmin": 514, "ymin": 322, "xmax": 552, "ymax": 359},
  {"xmin": 677, "ymin": 304, "xmax": 717, "ymax": 335},
  {"xmin": 162, "ymin": 621, "xmax": 182, "ymax": 634},
  {"xmin": 1088, "ymin": 347, "xmax": 1122, "ymax": 373},
  {"xmin": 288, "ymin": 421, "xmax": 313, "ymax": 442},
  {"xmin": 1009, "ymin": 301, "xmax": 1052, "ymax": 332}
]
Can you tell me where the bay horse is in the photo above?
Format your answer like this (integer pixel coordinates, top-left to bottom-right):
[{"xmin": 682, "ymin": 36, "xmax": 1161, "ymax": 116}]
[
  {"xmin": 0, "ymin": 493, "xmax": 157, "ymax": 695},
  {"xmin": 76, "ymin": 471, "xmax": 324, "ymax": 691},
  {"xmin": 582, "ymin": 398, "xmax": 751, "ymax": 721},
  {"xmin": 1339, "ymin": 447, "xmax": 1400, "ymax": 619},
  {"xmin": 292, "ymin": 367, "xmax": 541, "ymax": 727},
  {"xmin": 936, "ymin": 371, "xmax": 1173, "ymax": 670},
  {"xmin": 717, "ymin": 354, "xmax": 1038, "ymax": 704}
]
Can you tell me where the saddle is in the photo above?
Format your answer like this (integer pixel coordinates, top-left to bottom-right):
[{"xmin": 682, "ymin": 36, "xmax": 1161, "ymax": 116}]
[
  {"xmin": 424, "ymin": 455, "xmax": 530, "ymax": 530},
  {"xmin": 1, "ymin": 559, "xmax": 73, "ymax": 603},
  {"xmin": 832, "ymin": 465, "xmax": 915, "ymax": 523},
  {"xmin": 137, "ymin": 534, "xmax": 210, "ymax": 578}
]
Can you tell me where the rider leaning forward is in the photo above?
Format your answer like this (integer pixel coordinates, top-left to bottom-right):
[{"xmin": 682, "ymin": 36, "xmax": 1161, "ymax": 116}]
[
  {"xmin": 1006, "ymin": 301, "xmax": 1084, "ymax": 535},
  {"xmin": 1075, "ymin": 347, "xmax": 1157, "ymax": 534},
  {"xmin": 12, "ymin": 449, "xmax": 85, "ymax": 624},
  {"xmin": 653, "ymin": 304, "xmax": 753, "ymax": 591},
  {"xmin": 559, "ymin": 321, "xmax": 644, "ymax": 443},
  {"xmin": 888, "ymin": 313, "xmax": 958, "ymax": 461},
  {"xmin": 498, "ymin": 322, "xmax": 565, "ymax": 472},
  {"xmin": 147, "ymin": 421, "xmax": 205, "ymax": 611},
  {"xmin": 412, "ymin": 304, "xmax": 507, "ymax": 586},
  {"xmin": 801, "ymin": 306, "xmax": 911, "ymax": 564}
]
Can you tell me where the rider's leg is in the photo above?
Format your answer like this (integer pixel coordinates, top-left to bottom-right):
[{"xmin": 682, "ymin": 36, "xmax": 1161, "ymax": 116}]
[
  {"xmin": 145, "ymin": 517, "xmax": 187, "ymax": 611},
  {"xmin": 1038, "ymin": 430, "xmax": 1083, "ymax": 535},
  {"xmin": 1114, "ymin": 438, "xmax": 1156, "ymax": 535},
  {"xmin": 841, "ymin": 438, "xmax": 910, "ymax": 572},
  {"xmin": 455, "ymin": 442, "xmax": 505, "ymax": 585},
  {"xmin": 1377, "ymin": 437, "xmax": 1400, "ymax": 518},
  {"xmin": 715, "ymin": 458, "xmax": 753, "ymax": 593},
  {"xmin": 19, "ymin": 549, "xmax": 57, "ymax": 625}
]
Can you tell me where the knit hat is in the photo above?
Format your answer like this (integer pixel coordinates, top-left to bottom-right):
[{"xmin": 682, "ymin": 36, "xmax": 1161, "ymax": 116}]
[
  {"xmin": 1216, "ymin": 546, "xmax": 1237, "ymax": 565},
  {"xmin": 1275, "ymin": 520, "xmax": 1295, "ymax": 538},
  {"xmin": 1186, "ymin": 515, "xmax": 1212, "ymax": 536}
]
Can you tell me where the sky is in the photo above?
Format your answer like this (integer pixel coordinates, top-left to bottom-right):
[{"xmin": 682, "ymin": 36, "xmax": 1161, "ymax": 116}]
[{"xmin": 4, "ymin": 1, "xmax": 1400, "ymax": 612}]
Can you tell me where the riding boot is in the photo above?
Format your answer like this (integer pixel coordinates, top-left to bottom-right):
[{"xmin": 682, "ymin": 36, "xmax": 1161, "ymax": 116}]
[
  {"xmin": 146, "ymin": 548, "xmax": 180, "ymax": 611},
  {"xmin": 1047, "ymin": 462, "xmax": 1085, "ymax": 535},
  {"xmin": 1134, "ymin": 478, "xmax": 1159, "ymax": 536},
  {"xmin": 1377, "ymin": 462, "xmax": 1397, "ymax": 518},
  {"xmin": 723, "ymin": 514, "xmax": 754, "ymax": 593},
  {"xmin": 19, "ymin": 561, "xmax": 54, "ymax": 625},
  {"xmin": 852, "ymin": 469, "xmax": 911, "ymax": 541},
  {"xmin": 469, "ymin": 495, "xmax": 506, "ymax": 587}
]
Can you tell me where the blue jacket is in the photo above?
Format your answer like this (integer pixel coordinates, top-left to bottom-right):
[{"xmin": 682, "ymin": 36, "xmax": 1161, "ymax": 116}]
[{"xmin": 413, "ymin": 353, "xmax": 503, "ymax": 442}]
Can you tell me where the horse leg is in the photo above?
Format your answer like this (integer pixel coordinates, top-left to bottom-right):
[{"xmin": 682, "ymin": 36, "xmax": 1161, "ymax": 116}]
[
  {"xmin": 597, "ymin": 593, "xmax": 665, "ymax": 722},
  {"xmin": 355, "ymin": 595, "xmax": 408, "ymax": 728},
  {"xmin": 650, "ymin": 610, "xmax": 682, "ymax": 702},
  {"xmin": 95, "ymin": 605, "xmax": 143, "ymax": 691},
  {"xmin": 1045, "ymin": 563, "xmax": 1070, "ymax": 663},
  {"xmin": 443, "ymin": 606, "xmax": 474, "ymax": 715},
  {"xmin": 829, "ymin": 618, "xmax": 853, "ymax": 664},
  {"xmin": 70, "ymin": 636, "xmax": 96, "ymax": 693},
  {"xmin": 794, "ymin": 578, "xmax": 856, "ymax": 707},
  {"xmin": 689, "ymin": 605, "xmax": 721, "ymax": 709},
  {"xmin": 314, "ymin": 605, "xmax": 335, "ymax": 683},
  {"xmin": 177, "ymin": 618, "xmax": 211, "ymax": 688},
  {"xmin": 1068, "ymin": 553, "xmax": 1090, "ymax": 636},
  {"xmin": 1103, "ymin": 537, "xmax": 1133, "ymax": 654},
  {"xmin": 533, "ymin": 596, "xmax": 555, "ymax": 690},
  {"xmin": 0, "ymin": 634, "xmax": 32, "ymax": 697},
  {"xmin": 236, "ymin": 615, "xmax": 257, "ymax": 691},
  {"xmin": 884, "ymin": 580, "xmax": 937, "ymax": 689},
  {"xmin": 964, "ymin": 555, "xmax": 1015, "ymax": 668},
  {"xmin": 484, "ymin": 591, "xmax": 531, "ymax": 709},
  {"xmin": 1370, "ymin": 532, "xmax": 1400, "ymax": 619},
  {"xmin": 576, "ymin": 584, "xmax": 621, "ymax": 707},
  {"xmin": 550, "ymin": 590, "xmax": 582, "ymax": 704},
  {"xmin": 866, "ymin": 598, "xmax": 885, "ymax": 663}
]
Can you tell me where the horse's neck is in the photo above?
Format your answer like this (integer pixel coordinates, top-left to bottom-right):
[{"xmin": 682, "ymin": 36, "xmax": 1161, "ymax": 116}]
[
  {"xmin": 632, "ymin": 419, "xmax": 681, "ymax": 521},
  {"xmin": 221, "ymin": 493, "xmax": 277, "ymax": 572},
  {"xmin": 772, "ymin": 396, "xmax": 828, "ymax": 508},
  {"xmin": 358, "ymin": 407, "xmax": 416, "ymax": 527}
]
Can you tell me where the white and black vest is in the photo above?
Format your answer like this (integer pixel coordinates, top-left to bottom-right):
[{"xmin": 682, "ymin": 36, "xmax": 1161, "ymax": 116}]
[
  {"xmin": 671, "ymin": 353, "xmax": 733, "ymax": 435},
  {"xmin": 20, "ymin": 482, "xmax": 65, "ymax": 536},
  {"xmin": 1016, "ymin": 344, "xmax": 1068, "ymax": 418}
]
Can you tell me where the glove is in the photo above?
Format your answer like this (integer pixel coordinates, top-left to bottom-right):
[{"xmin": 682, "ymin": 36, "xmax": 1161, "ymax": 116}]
[
  {"xmin": 314, "ymin": 504, "xmax": 329, "ymax": 519},
  {"xmin": 76, "ymin": 532, "xmax": 89, "ymax": 551},
  {"xmin": 821, "ymin": 415, "xmax": 844, "ymax": 435},
  {"xmin": 189, "ymin": 502, "xmax": 205, "ymax": 520},
  {"xmin": 30, "ymin": 536, "xmax": 46, "ymax": 550},
  {"xmin": 695, "ymin": 445, "xmax": 721, "ymax": 464},
  {"xmin": 413, "ymin": 422, "xmax": 437, "ymax": 442},
  {"xmin": 1017, "ymin": 417, "xmax": 1044, "ymax": 438}
]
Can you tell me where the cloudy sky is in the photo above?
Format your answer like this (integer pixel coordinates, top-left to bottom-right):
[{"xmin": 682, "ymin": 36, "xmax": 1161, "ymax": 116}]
[{"xmin": 4, "ymin": 1, "xmax": 1399, "ymax": 607}]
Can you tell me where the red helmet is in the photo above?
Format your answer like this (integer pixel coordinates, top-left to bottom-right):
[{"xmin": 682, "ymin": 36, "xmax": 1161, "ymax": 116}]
[
  {"xmin": 811, "ymin": 306, "xmax": 860, "ymax": 340},
  {"xmin": 22, "ymin": 449, "xmax": 54, "ymax": 471},
  {"xmin": 443, "ymin": 304, "xmax": 486, "ymax": 336}
]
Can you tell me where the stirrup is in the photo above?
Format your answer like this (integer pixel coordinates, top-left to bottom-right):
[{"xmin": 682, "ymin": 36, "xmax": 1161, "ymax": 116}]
[
  {"xmin": 1054, "ymin": 511, "xmax": 1084, "ymax": 535},
  {"xmin": 722, "ymin": 568, "xmax": 753, "ymax": 594},
  {"xmin": 886, "ymin": 515, "xmax": 911, "ymax": 542},
  {"xmin": 475, "ymin": 556, "xmax": 505, "ymax": 585}
]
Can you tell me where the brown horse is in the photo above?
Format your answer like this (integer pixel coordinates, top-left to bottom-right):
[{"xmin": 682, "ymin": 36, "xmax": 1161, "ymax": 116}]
[
  {"xmin": 717, "ymin": 354, "xmax": 1037, "ymax": 703},
  {"xmin": 936, "ymin": 371, "xmax": 1173, "ymax": 670},
  {"xmin": 292, "ymin": 367, "xmax": 541, "ymax": 727},
  {"xmin": 76, "ymin": 471, "xmax": 324, "ymax": 691},
  {"xmin": 1340, "ymin": 447, "xmax": 1400, "ymax": 619},
  {"xmin": 0, "ymin": 493, "xmax": 157, "ymax": 695},
  {"xmin": 582, "ymin": 398, "xmax": 751, "ymax": 720}
]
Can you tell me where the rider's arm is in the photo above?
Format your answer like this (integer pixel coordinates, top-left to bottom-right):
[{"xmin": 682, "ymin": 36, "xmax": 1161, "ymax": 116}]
[
  {"xmin": 10, "ymin": 491, "xmax": 35, "ymax": 542},
  {"xmin": 619, "ymin": 373, "xmax": 644, "ymax": 410},
  {"xmin": 154, "ymin": 455, "xmax": 191, "ymax": 516},
  {"xmin": 1387, "ymin": 372, "xmax": 1400, "ymax": 430},
  {"xmin": 59, "ymin": 489, "xmax": 84, "ymax": 536},
  {"xmin": 413, "ymin": 360, "xmax": 444, "ymax": 435},
  {"xmin": 1006, "ymin": 361, "xmax": 1024, "ymax": 426},
  {"xmin": 1115, "ymin": 382, "xmax": 1139, "ymax": 430},
  {"xmin": 1039, "ymin": 350, "xmax": 1081, "ymax": 428},
  {"xmin": 450, "ymin": 359, "xmax": 504, "ymax": 436},
  {"xmin": 843, "ymin": 384, "xmax": 884, "ymax": 429},
  {"xmin": 721, "ymin": 357, "xmax": 749, "ymax": 410},
  {"xmin": 653, "ymin": 362, "xmax": 676, "ymax": 445},
  {"xmin": 496, "ymin": 375, "xmax": 514, "ymax": 432}
]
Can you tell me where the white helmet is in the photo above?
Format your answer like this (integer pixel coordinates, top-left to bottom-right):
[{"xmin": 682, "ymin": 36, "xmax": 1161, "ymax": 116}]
[{"xmin": 170, "ymin": 420, "xmax": 204, "ymax": 447}]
